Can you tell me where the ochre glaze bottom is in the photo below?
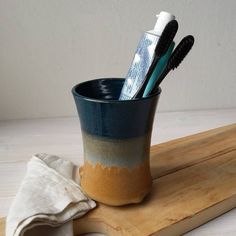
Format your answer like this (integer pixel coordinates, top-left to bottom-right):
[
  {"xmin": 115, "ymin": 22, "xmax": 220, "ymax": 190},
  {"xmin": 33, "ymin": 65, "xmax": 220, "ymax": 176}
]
[{"xmin": 79, "ymin": 158, "xmax": 152, "ymax": 206}]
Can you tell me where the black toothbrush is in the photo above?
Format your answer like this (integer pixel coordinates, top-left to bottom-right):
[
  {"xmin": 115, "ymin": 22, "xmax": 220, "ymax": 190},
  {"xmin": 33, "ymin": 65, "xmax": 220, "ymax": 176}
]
[
  {"xmin": 148, "ymin": 35, "xmax": 195, "ymax": 95},
  {"xmin": 133, "ymin": 19, "xmax": 179, "ymax": 99}
]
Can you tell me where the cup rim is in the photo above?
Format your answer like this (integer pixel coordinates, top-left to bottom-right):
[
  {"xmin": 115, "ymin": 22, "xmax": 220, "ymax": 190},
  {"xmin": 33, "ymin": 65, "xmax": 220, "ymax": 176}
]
[{"xmin": 72, "ymin": 78, "xmax": 161, "ymax": 104}]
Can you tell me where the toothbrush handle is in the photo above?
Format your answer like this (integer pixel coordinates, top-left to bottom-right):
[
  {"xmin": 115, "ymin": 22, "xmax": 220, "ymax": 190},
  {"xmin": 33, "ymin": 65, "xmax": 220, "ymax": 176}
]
[
  {"xmin": 148, "ymin": 68, "xmax": 170, "ymax": 95},
  {"xmin": 133, "ymin": 56, "xmax": 160, "ymax": 98}
]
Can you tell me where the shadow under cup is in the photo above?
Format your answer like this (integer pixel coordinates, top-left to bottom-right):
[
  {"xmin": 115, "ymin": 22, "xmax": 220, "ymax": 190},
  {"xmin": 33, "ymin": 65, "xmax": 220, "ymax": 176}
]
[{"xmin": 72, "ymin": 78, "xmax": 161, "ymax": 206}]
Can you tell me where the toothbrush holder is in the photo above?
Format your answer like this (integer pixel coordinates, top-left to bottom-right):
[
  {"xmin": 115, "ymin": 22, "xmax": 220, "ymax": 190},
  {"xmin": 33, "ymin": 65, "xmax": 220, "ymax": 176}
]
[{"xmin": 72, "ymin": 78, "xmax": 161, "ymax": 206}]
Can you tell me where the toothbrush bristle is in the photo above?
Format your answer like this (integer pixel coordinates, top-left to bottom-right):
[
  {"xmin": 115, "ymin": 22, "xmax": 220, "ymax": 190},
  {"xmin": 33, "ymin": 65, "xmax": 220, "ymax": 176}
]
[
  {"xmin": 169, "ymin": 35, "xmax": 194, "ymax": 70},
  {"xmin": 156, "ymin": 20, "xmax": 179, "ymax": 57}
]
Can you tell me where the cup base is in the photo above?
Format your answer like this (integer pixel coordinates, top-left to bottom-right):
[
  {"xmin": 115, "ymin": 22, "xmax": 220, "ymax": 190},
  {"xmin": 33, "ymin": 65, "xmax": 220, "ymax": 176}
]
[
  {"xmin": 78, "ymin": 159, "xmax": 152, "ymax": 206},
  {"xmin": 83, "ymin": 185, "xmax": 151, "ymax": 206}
]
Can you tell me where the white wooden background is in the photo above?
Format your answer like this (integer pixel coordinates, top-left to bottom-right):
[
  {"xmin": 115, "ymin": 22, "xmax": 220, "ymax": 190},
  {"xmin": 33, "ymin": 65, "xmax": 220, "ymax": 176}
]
[{"xmin": 0, "ymin": 109, "xmax": 236, "ymax": 235}]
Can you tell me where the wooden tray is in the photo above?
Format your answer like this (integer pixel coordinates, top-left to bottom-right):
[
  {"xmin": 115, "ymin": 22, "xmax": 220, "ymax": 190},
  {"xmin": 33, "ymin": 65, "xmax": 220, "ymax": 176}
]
[{"xmin": 1, "ymin": 124, "xmax": 236, "ymax": 236}]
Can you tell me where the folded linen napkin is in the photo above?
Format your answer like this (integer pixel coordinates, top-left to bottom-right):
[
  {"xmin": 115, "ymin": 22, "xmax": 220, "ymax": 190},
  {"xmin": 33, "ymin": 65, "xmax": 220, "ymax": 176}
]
[{"xmin": 6, "ymin": 153, "xmax": 96, "ymax": 236}]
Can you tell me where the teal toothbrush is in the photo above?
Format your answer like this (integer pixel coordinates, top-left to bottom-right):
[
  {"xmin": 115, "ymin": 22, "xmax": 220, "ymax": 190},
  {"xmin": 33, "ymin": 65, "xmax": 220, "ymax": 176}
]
[{"xmin": 142, "ymin": 42, "xmax": 175, "ymax": 97}]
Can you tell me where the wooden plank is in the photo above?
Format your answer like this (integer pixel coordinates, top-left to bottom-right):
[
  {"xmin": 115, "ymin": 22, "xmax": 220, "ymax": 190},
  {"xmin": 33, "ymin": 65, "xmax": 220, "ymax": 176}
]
[
  {"xmin": 150, "ymin": 123, "xmax": 236, "ymax": 178},
  {"xmin": 0, "ymin": 219, "xmax": 4, "ymax": 236},
  {"xmin": 1, "ymin": 124, "xmax": 236, "ymax": 236}
]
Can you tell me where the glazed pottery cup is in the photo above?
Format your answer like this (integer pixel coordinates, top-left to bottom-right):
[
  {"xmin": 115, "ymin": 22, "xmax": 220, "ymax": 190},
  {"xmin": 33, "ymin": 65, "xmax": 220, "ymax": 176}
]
[{"xmin": 72, "ymin": 78, "xmax": 161, "ymax": 206}]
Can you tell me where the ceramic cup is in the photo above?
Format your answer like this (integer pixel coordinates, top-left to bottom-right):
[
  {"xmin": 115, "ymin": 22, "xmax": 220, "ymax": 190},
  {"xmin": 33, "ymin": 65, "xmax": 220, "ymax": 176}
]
[{"xmin": 72, "ymin": 78, "xmax": 161, "ymax": 206}]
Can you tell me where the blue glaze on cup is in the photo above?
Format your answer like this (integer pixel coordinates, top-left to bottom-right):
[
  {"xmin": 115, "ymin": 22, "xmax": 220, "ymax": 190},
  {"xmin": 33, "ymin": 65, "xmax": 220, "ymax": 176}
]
[{"xmin": 72, "ymin": 78, "xmax": 161, "ymax": 139}]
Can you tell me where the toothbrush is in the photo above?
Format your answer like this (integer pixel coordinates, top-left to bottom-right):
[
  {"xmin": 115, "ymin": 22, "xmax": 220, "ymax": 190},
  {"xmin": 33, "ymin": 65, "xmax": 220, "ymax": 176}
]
[
  {"xmin": 142, "ymin": 41, "xmax": 175, "ymax": 97},
  {"xmin": 133, "ymin": 19, "xmax": 179, "ymax": 99},
  {"xmin": 148, "ymin": 35, "xmax": 195, "ymax": 96}
]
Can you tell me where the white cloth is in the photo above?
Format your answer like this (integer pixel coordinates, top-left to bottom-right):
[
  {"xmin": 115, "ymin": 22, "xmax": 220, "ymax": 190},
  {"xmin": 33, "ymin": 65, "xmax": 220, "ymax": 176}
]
[{"xmin": 6, "ymin": 154, "xmax": 96, "ymax": 236}]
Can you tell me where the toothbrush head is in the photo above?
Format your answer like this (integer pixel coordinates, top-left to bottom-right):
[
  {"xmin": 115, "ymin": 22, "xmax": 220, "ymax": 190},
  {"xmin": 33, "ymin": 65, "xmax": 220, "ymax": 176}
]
[
  {"xmin": 155, "ymin": 20, "xmax": 179, "ymax": 58},
  {"xmin": 168, "ymin": 35, "xmax": 195, "ymax": 70}
]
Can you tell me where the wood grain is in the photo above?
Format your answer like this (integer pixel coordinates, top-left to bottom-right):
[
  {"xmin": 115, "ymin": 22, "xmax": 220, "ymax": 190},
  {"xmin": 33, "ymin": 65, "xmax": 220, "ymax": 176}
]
[
  {"xmin": 1, "ymin": 124, "xmax": 236, "ymax": 236},
  {"xmin": 150, "ymin": 123, "xmax": 236, "ymax": 178},
  {"xmin": 0, "ymin": 219, "xmax": 4, "ymax": 236}
]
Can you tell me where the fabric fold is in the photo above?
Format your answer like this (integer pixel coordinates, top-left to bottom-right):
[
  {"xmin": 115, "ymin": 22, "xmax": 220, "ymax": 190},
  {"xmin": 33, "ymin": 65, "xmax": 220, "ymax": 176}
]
[{"xmin": 6, "ymin": 154, "xmax": 96, "ymax": 236}]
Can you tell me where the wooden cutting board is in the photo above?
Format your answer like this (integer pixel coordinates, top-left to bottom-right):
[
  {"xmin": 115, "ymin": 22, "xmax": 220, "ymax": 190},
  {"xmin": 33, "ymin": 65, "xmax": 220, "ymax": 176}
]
[{"xmin": 1, "ymin": 124, "xmax": 236, "ymax": 236}]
